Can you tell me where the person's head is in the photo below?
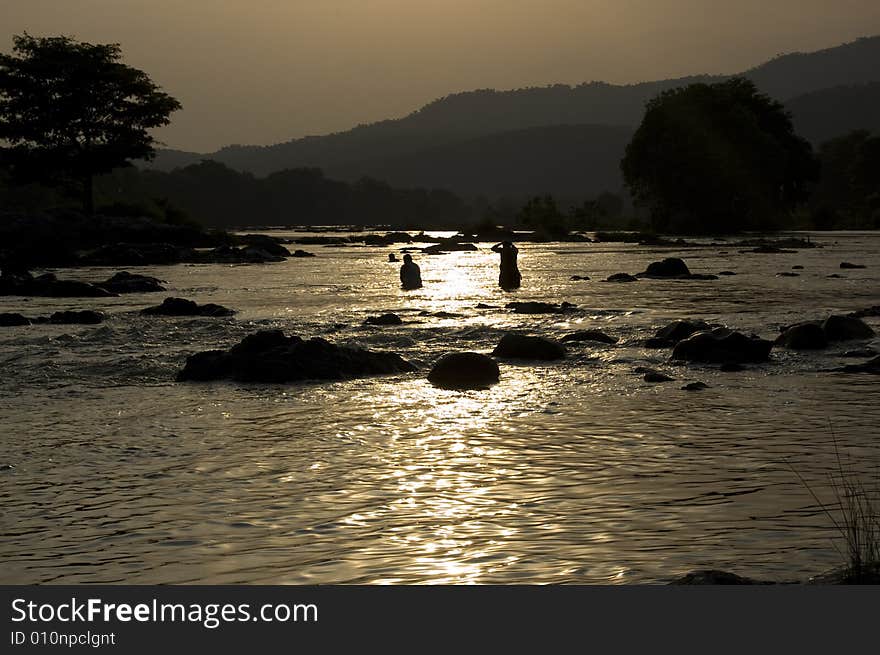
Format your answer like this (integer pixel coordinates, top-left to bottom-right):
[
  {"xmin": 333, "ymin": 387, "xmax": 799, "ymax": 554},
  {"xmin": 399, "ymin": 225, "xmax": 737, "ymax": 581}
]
[{"xmin": 403, "ymin": 254, "xmax": 413, "ymax": 263}]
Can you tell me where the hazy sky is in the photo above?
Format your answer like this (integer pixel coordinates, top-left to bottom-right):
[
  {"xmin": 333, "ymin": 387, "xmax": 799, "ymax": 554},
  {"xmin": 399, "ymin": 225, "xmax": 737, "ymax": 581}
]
[{"xmin": 3, "ymin": 1, "xmax": 880, "ymax": 152}]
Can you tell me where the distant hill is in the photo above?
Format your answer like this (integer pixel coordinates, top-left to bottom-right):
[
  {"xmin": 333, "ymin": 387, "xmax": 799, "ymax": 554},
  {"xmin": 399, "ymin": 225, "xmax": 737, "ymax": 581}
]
[
  {"xmin": 329, "ymin": 123, "xmax": 633, "ymax": 201},
  {"xmin": 147, "ymin": 35, "xmax": 880, "ymax": 201},
  {"xmin": 787, "ymin": 82, "xmax": 880, "ymax": 144}
]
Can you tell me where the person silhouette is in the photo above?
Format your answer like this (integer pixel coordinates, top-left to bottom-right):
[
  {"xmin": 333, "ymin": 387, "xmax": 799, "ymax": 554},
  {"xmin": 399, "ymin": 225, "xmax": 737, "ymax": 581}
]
[
  {"xmin": 491, "ymin": 241, "xmax": 521, "ymax": 290},
  {"xmin": 400, "ymin": 253, "xmax": 422, "ymax": 290}
]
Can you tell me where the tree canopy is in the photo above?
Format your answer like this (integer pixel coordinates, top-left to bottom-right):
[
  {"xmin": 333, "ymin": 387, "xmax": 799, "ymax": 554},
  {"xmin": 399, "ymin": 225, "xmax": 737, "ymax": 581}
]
[
  {"xmin": 0, "ymin": 33, "xmax": 181, "ymax": 212},
  {"xmin": 621, "ymin": 77, "xmax": 818, "ymax": 233}
]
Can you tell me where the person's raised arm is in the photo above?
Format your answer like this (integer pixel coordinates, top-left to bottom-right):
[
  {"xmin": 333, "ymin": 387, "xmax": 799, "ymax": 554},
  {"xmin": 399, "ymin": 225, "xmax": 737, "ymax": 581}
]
[{"xmin": 491, "ymin": 243, "xmax": 503, "ymax": 253}]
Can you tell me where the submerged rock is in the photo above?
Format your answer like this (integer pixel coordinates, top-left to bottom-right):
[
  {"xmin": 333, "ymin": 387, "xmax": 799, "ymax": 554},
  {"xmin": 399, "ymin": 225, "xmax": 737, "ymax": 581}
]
[
  {"xmin": 604, "ymin": 273, "xmax": 638, "ymax": 283},
  {"xmin": 833, "ymin": 355, "xmax": 880, "ymax": 374},
  {"xmin": 177, "ymin": 330, "xmax": 417, "ymax": 383},
  {"xmin": 840, "ymin": 262, "xmax": 866, "ymax": 269},
  {"xmin": 681, "ymin": 382, "xmax": 710, "ymax": 391},
  {"xmin": 142, "ymin": 297, "xmax": 236, "ymax": 317},
  {"xmin": 48, "ymin": 310, "xmax": 105, "ymax": 324},
  {"xmin": 0, "ymin": 312, "xmax": 30, "ymax": 326},
  {"xmin": 292, "ymin": 249, "xmax": 315, "ymax": 258},
  {"xmin": 671, "ymin": 570, "xmax": 771, "ymax": 585},
  {"xmin": 776, "ymin": 321, "xmax": 828, "ymax": 349},
  {"xmin": 718, "ymin": 271, "xmax": 737, "ymax": 276},
  {"xmin": 364, "ymin": 313, "xmax": 403, "ymax": 326},
  {"xmin": 822, "ymin": 315, "xmax": 875, "ymax": 341},
  {"xmin": 841, "ymin": 348, "xmax": 878, "ymax": 358},
  {"xmin": 644, "ymin": 370, "xmax": 675, "ymax": 382},
  {"xmin": 850, "ymin": 306, "xmax": 880, "ymax": 319},
  {"xmin": 428, "ymin": 352, "xmax": 500, "ymax": 390},
  {"xmin": 97, "ymin": 271, "xmax": 166, "ymax": 294},
  {"xmin": 506, "ymin": 301, "xmax": 577, "ymax": 314},
  {"xmin": 672, "ymin": 328, "xmax": 773, "ymax": 363},
  {"xmin": 561, "ymin": 330, "xmax": 618, "ymax": 345},
  {"xmin": 570, "ymin": 275, "xmax": 590, "ymax": 281},
  {"xmin": 492, "ymin": 334, "xmax": 565, "ymax": 360},
  {"xmin": 776, "ymin": 271, "xmax": 800, "ymax": 277}
]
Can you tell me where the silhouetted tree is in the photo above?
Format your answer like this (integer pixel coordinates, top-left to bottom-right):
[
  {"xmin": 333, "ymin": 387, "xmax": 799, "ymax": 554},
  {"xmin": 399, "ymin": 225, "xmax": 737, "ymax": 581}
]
[
  {"xmin": 621, "ymin": 77, "xmax": 818, "ymax": 233},
  {"xmin": 810, "ymin": 130, "xmax": 880, "ymax": 228},
  {"xmin": 0, "ymin": 34, "xmax": 181, "ymax": 213},
  {"xmin": 517, "ymin": 195, "xmax": 568, "ymax": 237}
]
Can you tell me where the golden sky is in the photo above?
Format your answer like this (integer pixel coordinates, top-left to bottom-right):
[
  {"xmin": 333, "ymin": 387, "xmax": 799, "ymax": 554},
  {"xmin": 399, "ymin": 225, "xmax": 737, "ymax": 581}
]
[{"xmin": 3, "ymin": 0, "xmax": 880, "ymax": 151}]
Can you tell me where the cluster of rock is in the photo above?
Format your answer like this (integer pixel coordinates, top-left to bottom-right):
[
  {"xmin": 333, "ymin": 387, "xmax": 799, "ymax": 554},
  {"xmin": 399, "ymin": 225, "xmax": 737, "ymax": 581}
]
[
  {"xmin": 776, "ymin": 315, "xmax": 875, "ymax": 350},
  {"xmin": 603, "ymin": 258, "xmax": 717, "ymax": 283},
  {"xmin": 177, "ymin": 330, "xmax": 418, "ymax": 383},
  {"xmin": 0, "ymin": 310, "xmax": 105, "ymax": 326},
  {"xmin": 0, "ymin": 271, "xmax": 165, "ymax": 297},
  {"xmin": 141, "ymin": 297, "xmax": 236, "ymax": 317}
]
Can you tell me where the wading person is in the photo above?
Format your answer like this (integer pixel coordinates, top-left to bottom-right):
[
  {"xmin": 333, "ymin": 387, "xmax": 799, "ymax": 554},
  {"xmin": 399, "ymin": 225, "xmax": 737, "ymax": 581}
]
[
  {"xmin": 400, "ymin": 253, "xmax": 423, "ymax": 290},
  {"xmin": 491, "ymin": 241, "xmax": 521, "ymax": 290}
]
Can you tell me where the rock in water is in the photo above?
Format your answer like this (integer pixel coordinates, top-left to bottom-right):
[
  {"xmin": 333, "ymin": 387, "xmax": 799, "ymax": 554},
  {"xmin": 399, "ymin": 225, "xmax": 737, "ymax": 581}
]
[
  {"xmin": 822, "ymin": 315, "xmax": 875, "ymax": 341},
  {"xmin": 364, "ymin": 313, "xmax": 403, "ymax": 326},
  {"xmin": 681, "ymin": 382, "xmax": 710, "ymax": 391},
  {"xmin": 506, "ymin": 301, "xmax": 577, "ymax": 314},
  {"xmin": 645, "ymin": 319, "xmax": 711, "ymax": 348},
  {"xmin": 428, "ymin": 352, "xmax": 500, "ymax": 389},
  {"xmin": 672, "ymin": 328, "xmax": 773, "ymax": 363},
  {"xmin": 834, "ymin": 355, "xmax": 880, "ymax": 374},
  {"xmin": 671, "ymin": 570, "xmax": 769, "ymax": 585},
  {"xmin": 776, "ymin": 321, "xmax": 828, "ymax": 349},
  {"xmin": 97, "ymin": 271, "xmax": 166, "ymax": 294},
  {"xmin": 0, "ymin": 312, "xmax": 31, "ymax": 326},
  {"xmin": 48, "ymin": 310, "xmax": 105, "ymax": 324},
  {"xmin": 492, "ymin": 334, "xmax": 566, "ymax": 360},
  {"xmin": 639, "ymin": 257, "xmax": 690, "ymax": 277},
  {"xmin": 142, "ymin": 297, "xmax": 236, "ymax": 317},
  {"xmin": 840, "ymin": 262, "xmax": 866, "ymax": 269},
  {"xmin": 177, "ymin": 330, "xmax": 417, "ymax": 383},
  {"xmin": 644, "ymin": 371, "xmax": 675, "ymax": 382},
  {"xmin": 561, "ymin": 330, "xmax": 618, "ymax": 344},
  {"xmin": 604, "ymin": 273, "xmax": 638, "ymax": 283}
]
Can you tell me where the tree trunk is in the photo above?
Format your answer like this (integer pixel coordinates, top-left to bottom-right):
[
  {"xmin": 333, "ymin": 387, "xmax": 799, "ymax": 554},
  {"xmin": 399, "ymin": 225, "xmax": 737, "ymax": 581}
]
[{"xmin": 82, "ymin": 173, "xmax": 94, "ymax": 215}]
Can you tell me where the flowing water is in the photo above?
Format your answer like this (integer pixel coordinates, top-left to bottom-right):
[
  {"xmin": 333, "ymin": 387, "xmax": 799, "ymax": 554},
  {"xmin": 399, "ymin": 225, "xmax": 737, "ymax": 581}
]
[{"xmin": 1, "ymin": 231, "xmax": 878, "ymax": 584}]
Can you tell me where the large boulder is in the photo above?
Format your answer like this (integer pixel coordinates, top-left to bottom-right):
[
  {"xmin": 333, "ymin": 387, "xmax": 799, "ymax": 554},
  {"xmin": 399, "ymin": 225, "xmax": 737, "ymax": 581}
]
[
  {"xmin": 561, "ymin": 330, "xmax": 617, "ymax": 344},
  {"xmin": 638, "ymin": 257, "xmax": 690, "ymax": 277},
  {"xmin": 492, "ymin": 334, "xmax": 565, "ymax": 360},
  {"xmin": 142, "ymin": 297, "xmax": 236, "ymax": 317},
  {"xmin": 645, "ymin": 319, "xmax": 711, "ymax": 348},
  {"xmin": 822, "ymin": 315, "xmax": 875, "ymax": 341},
  {"xmin": 776, "ymin": 321, "xmax": 828, "ymax": 349},
  {"xmin": 427, "ymin": 352, "xmax": 500, "ymax": 389},
  {"xmin": 177, "ymin": 330, "xmax": 417, "ymax": 383},
  {"xmin": 672, "ymin": 328, "xmax": 773, "ymax": 363},
  {"xmin": 97, "ymin": 271, "xmax": 166, "ymax": 294},
  {"xmin": 0, "ymin": 312, "xmax": 30, "ymax": 326}
]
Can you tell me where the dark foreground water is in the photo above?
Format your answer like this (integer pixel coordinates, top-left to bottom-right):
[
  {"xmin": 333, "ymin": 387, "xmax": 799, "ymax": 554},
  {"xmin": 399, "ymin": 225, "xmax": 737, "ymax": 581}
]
[{"xmin": 1, "ymin": 231, "xmax": 878, "ymax": 583}]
